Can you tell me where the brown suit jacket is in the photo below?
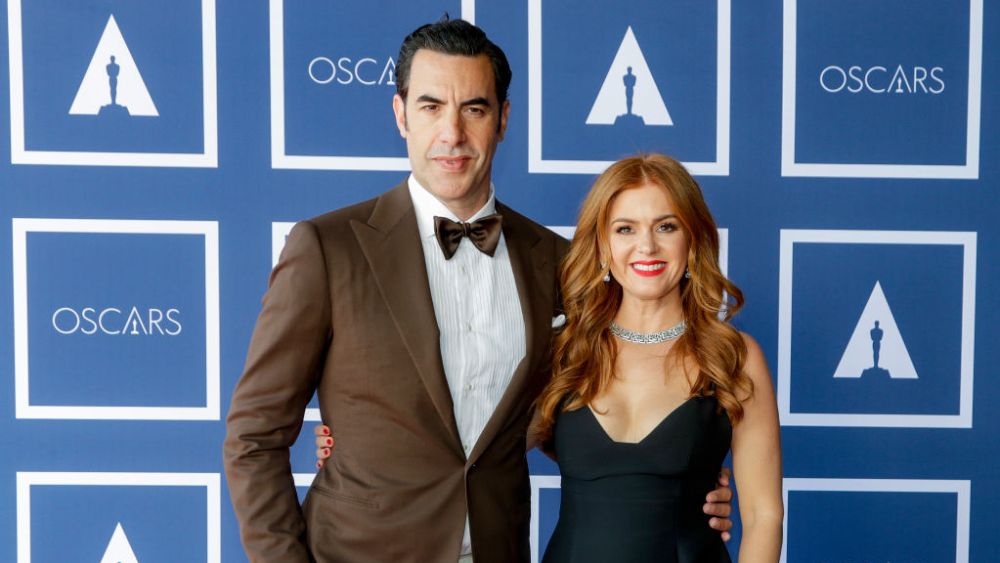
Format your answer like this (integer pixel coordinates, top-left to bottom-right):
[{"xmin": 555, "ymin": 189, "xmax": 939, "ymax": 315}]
[{"xmin": 224, "ymin": 182, "xmax": 569, "ymax": 563}]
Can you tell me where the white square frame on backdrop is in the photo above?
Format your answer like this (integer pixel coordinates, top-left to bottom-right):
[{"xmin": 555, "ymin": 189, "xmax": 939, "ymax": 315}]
[
  {"xmin": 272, "ymin": 221, "xmax": 296, "ymax": 268},
  {"xmin": 777, "ymin": 229, "xmax": 976, "ymax": 428},
  {"xmin": 6, "ymin": 0, "xmax": 218, "ymax": 167},
  {"xmin": 529, "ymin": 475, "xmax": 561, "ymax": 563},
  {"xmin": 781, "ymin": 478, "xmax": 970, "ymax": 563},
  {"xmin": 527, "ymin": 0, "xmax": 731, "ymax": 176},
  {"xmin": 269, "ymin": 0, "xmax": 476, "ymax": 170},
  {"xmin": 16, "ymin": 472, "xmax": 221, "ymax": 563},
  {"xmin": 12, "ymin": 218, "xmax": 220, "ymax": 420},
  {"xmin": 780, "ymin": 0, "xmax": 983, "ymax": 179},
  {"xmin": 293, "ymin": 473, "xmax": 316, "ymax": 488}
]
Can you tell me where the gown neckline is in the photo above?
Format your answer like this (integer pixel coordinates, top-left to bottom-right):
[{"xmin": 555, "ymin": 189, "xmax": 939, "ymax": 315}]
[{"xmin": 586, "ymin": 397, "xmax": 697, "ymax": 445}]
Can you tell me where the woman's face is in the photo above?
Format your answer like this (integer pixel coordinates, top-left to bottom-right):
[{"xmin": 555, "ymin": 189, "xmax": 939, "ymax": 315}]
[{"xmin": 605, "ymin": 183, "xmax": 690, "ymax": 306}]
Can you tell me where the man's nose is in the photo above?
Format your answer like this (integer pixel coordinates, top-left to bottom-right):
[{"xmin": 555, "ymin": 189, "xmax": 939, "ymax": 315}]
[{"xmin": 437, "ymin": 108, "xmax": 465, "ymax": 145}]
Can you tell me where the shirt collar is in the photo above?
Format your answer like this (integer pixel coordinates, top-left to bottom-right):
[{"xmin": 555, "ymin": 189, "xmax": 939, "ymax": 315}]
[{"xmin": 407, "ymin": 174, "xmax": 498, "ymax": 240}]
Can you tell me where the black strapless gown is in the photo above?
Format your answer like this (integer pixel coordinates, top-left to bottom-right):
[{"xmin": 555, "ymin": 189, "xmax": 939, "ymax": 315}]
[{"xmin": 542, "ymin": 396, "xmax": 733, "ymax": 563}]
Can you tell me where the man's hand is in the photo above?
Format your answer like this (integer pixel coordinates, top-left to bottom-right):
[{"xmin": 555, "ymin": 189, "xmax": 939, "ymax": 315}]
[
  {"xmin": 704, "ymin": 468, "xmax": 733, "ymax": 541},
  {"xmin": 314, "ymin": 425, "xmax": 333, "ymax": 469}
]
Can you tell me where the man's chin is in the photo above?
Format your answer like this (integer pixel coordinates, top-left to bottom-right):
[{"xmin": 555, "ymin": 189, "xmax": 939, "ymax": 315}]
[{"xmin": 425, "ymin": 178, "xmax": 473, "ymax": 200}]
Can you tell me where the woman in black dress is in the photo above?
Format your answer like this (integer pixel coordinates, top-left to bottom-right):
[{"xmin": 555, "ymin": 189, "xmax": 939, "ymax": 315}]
[{"xmin": 533, "ymin": 154, "xmax": 783, "ymax": 562}]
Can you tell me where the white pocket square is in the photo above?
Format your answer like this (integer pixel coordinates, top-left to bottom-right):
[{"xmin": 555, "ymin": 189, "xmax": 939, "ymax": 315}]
[{"xmin": 551, "ymin": 314, "xmax": 566, "ymax": 329}]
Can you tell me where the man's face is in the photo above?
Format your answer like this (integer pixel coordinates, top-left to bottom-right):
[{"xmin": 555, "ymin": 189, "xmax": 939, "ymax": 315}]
[{"xmin": 393, "ymin": 50, "xmax": 509, "ymax": 218}]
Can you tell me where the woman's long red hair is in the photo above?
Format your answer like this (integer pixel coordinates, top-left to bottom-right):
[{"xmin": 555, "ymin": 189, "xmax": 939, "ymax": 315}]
[{"xmin": 533, "ymin": 154, "xmax": 752, "ymax": 446}]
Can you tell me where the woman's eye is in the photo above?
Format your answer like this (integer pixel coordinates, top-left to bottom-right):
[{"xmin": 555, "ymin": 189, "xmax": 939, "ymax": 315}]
[
  {"xmin": 616, "ymin": 226, "xmax": 632, "ymax": 234},
  {"xmin": 658, "ymin": 222, "xmax": 678, "ymax": 232}
]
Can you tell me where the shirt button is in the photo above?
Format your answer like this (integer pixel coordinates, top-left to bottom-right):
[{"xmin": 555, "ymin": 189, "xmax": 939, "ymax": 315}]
[
  {"xmin": 465, "ymin": 323, "xmax": 473, "ymax": 332},
  {"xmin": 466, "ymin": 383, "xmax": 473, "ymax": 391},
  {"xmin": 463, "ymin": 443, "xmax": 470, "ymax": 452}
]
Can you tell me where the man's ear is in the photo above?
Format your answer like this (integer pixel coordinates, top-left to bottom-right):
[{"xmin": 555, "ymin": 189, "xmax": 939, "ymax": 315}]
[
  {"xmin": 392, "ymin": 94, "xmax": 407, "ymax": 138},
  {"xmin": 497, "ymin": 99, "xmax": 511, "ymax": 140}
]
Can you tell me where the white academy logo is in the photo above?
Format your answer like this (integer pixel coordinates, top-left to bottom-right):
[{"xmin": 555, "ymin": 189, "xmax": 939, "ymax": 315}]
[
  {"xmin": 308, "ymin": 55, "xmax": 397, "ymax": 86},
  {"xmin": 100, "ymin": 522, "xmax": 139, "ymax": 563},
  {"xmin": 51, "ymin": 306, "xmax": 182, "ymax": 336},
  {"xmin": 586, "ymin": 26, "xmax": 672, "ymax": 126},
  {"xmin": 819, "ymin": 65, "xmax": 945, "ymax": 95},
  {"xmin": 833, "ymin": 281, "xmax": 918, "ymax": 379},
  {"xmin": 69, "ymin": 15, "xmax": 158, "ymax": 116}
]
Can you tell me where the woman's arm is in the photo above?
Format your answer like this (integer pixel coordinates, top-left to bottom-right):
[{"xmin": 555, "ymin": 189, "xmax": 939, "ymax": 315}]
[{"xmin": 732, "ymin": 333, "xmax": 784, "ymax": 562}]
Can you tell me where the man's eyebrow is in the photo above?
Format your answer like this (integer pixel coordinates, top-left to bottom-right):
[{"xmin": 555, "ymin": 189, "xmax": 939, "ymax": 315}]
[
  {"xmin": 460, "ymin": 97, "xmax": 491, "ymax": 107},
  {"xmin": 413, "ymin": 95, "xmax": 491, "ymax": 107},
  {"xmin": 415, "ymin": 94, "xmax": 444, "ymax": 104}
]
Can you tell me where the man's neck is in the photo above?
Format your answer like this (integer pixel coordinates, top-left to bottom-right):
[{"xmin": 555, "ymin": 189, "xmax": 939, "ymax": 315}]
[
  {"xmin": 448, "ymin": 199, "xmax": 489, "ymax": 222},
  {"xmin": 411, "ymin": 176, "xmax": 494, "ymax": 222},
  {"xmin": 443, "ymin": 185, "xmax": 491, "ymax": 221}
]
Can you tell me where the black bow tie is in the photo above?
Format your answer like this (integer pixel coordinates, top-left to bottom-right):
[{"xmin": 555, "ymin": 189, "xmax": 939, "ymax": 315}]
[{"xmin": 433, "ymin": 214, "xmax": 503, "ymax": 260}]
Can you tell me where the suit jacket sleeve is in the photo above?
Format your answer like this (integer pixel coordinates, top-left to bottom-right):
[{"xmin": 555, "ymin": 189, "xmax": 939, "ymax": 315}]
[
  {"xmin": 223, "ymin": 220, "xmax": 332, "ymax": 562},
  {"xmin": 526, "ymin": 233, "xmax": 571, "ymax": 455}
]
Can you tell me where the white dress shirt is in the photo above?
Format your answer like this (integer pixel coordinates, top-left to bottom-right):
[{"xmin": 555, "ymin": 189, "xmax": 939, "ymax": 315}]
[{"xmin": 408, "ymin": 175, "xmax": 526, "ymax": 557}]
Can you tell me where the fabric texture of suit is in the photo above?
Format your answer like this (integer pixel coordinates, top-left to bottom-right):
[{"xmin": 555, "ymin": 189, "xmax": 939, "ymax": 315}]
[{"xmin": 224, "ymin": 182, "xmax": 569, "ymax": 563}]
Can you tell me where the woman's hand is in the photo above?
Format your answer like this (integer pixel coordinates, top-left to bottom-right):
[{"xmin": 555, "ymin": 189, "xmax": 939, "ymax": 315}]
[{"xmin": 314, "ymin": 424, "xmax": 333, "ymax": 469}]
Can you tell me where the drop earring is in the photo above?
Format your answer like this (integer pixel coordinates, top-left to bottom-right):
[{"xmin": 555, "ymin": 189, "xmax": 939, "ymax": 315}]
[
  {"xmin": 601, "ymin": 262, "xmax": 610, "ymax": 283},
  {"xmin": 684, "ymin": 267, "xmax": 691, "ymax": 279}
]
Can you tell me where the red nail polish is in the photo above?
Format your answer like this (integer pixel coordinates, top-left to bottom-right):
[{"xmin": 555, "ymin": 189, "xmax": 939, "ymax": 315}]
[{"xmin": 326, "ymin": 438, "xmax": 333, "ymax": 446}]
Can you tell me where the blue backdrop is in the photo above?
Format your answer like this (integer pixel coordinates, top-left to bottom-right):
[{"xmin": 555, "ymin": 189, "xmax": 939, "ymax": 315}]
[{"xmin": 2, "ymin": 1, "xmax": 996, "ymax": 561}]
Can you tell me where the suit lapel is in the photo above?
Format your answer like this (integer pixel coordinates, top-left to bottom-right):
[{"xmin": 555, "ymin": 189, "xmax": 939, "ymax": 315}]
[
  {"xmin": 351, "ymin": 183, "xmax": 462, "ymax": 451},
  {"xmin": 468, "ymin": 203, "xmax": 554, "ymax": 466}
]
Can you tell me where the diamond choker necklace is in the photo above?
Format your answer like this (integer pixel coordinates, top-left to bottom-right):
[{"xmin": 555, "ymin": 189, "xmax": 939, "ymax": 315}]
[{"xmin": 609, "ymin": 320, "xmax": 686, "ymax": 344}]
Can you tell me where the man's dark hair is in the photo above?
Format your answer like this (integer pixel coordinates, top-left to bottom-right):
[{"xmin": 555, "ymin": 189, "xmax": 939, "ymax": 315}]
[{"xmin": 396, "ymin": 16, "xmax": 512, "ymax": 106}]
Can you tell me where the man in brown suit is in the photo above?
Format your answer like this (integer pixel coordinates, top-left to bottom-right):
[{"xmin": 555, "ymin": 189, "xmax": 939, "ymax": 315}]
[{"xmin": 224, "ymin": 18, "xmax": 731, "ymax": 563}]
